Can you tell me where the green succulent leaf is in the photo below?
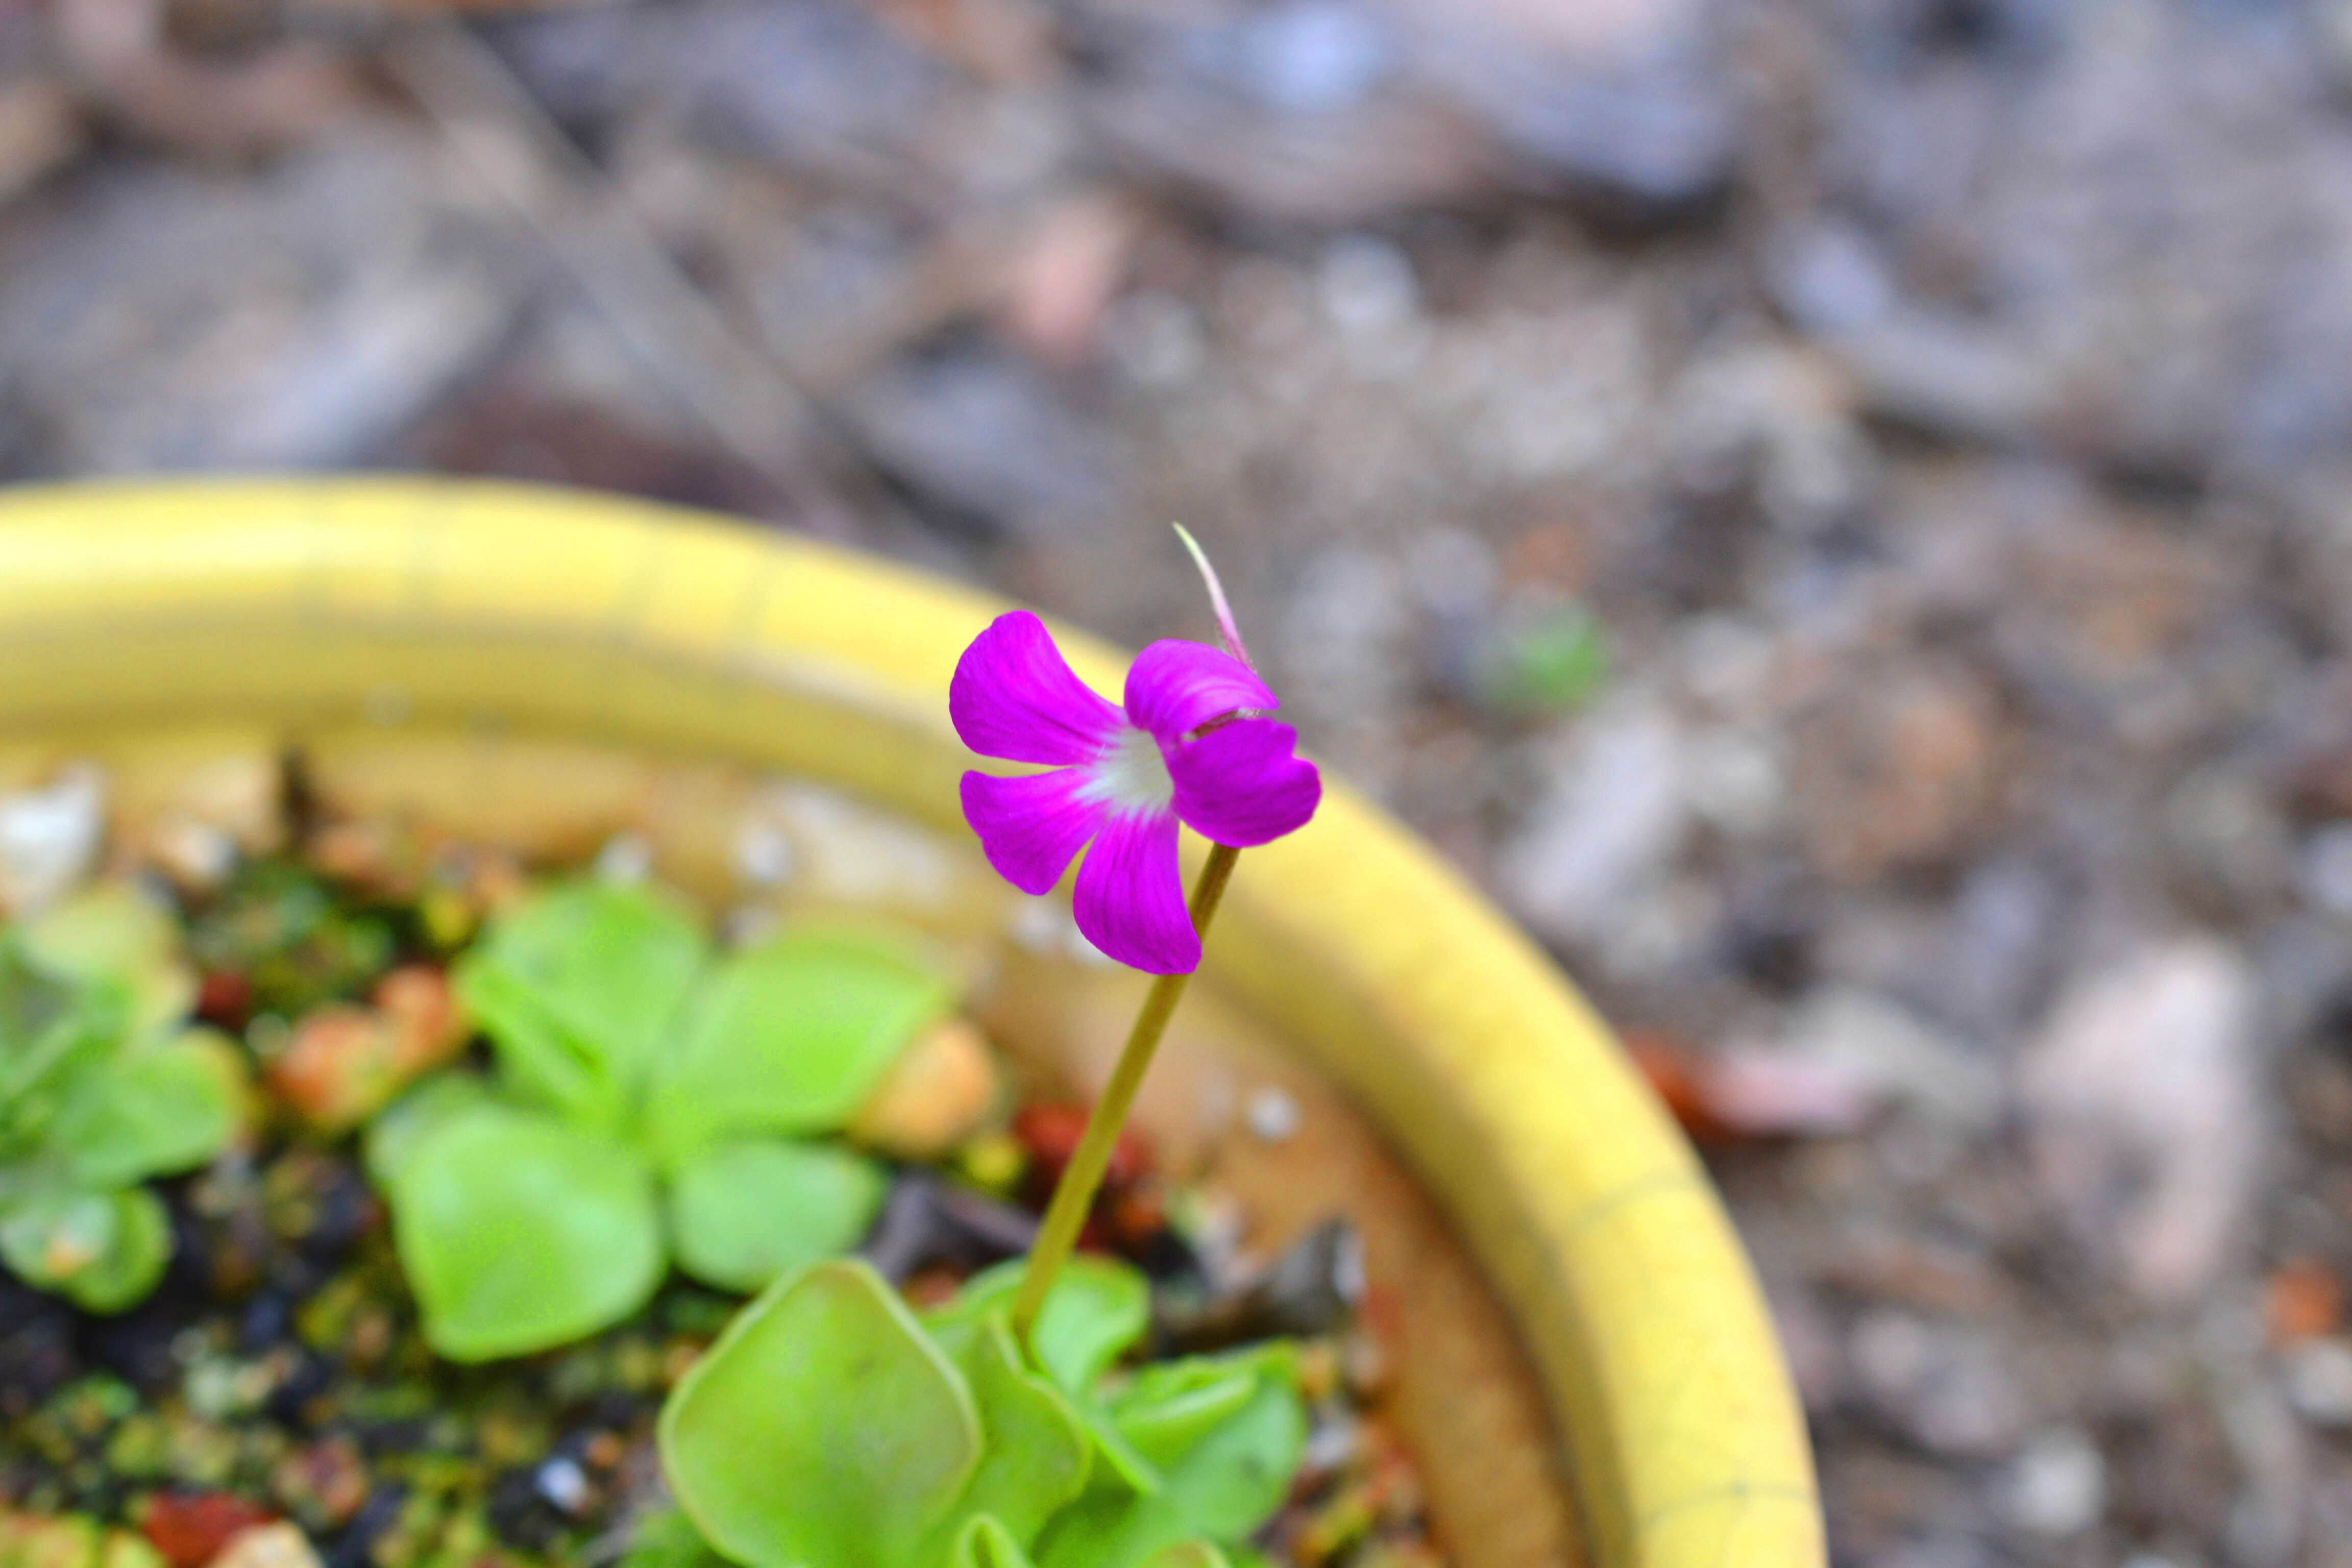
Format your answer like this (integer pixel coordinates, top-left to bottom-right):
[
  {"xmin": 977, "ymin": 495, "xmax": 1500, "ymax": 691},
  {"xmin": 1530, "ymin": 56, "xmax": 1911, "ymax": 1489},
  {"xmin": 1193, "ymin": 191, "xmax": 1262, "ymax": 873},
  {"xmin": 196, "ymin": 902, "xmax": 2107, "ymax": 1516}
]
[
  {"xmin": 1034, "ymin": 1347, "xmax": 1305, "ymax": 1568},
  {"xmin": 0, "ymin": 905, "xmax": 205, "ymax": 1316},
  {"xmin": 1103, "ymin": 1360, "xmax": 1263, "ymax": 1470},
  {"xmin": 388, "ymin": 1101, "xmax": 663, "ymax": 1361},
  {"xmin": 0, "ymin": 943, "xmax": 124, "ymax": 1145},
  {"xmin": 0, "ymin": 1185, "xmax": 173, "ymax": 1314},
  {"xmin": 364, "ymin": 1072, "xmax": 499, "ymax": 1189},
  {"xmin": 53, "ymin": 1030, "xmax": 242, "ymax": 1189},
  {"xmin": 923, "ymin": 1315, "xmax": 1092, "ymax": 1553},
  {"xmin": 665, "ymin": 1138, "xmax": 891, "ymax": 1294},
  {"xmin": 617, "ymin": 1510, "xmax": 736, "ymax": 1568},
  {"xmin": 926, "ymin": 1257, "xmax": 1162, "ymax": 1497},
  {"xmin": 1138, "ymin": 1546, "xmax": 1231, "ymax": 1568},
  {"xmin": 21, "ymin": 884, "xmax": 199, "ymax": 1041},
  {"xmin": 953, "ymin": 1518, "xmax": 1034, "ymax": 1568},
  {"xmin": 648, "ymin": 929, "xmax": 953, "ymax": 1157},
  {"xmin": 661, "ymin": 1259, "xmax": 981, "ymax": 1568},
  {"xmin": 60, "ymin": 1188, "xmax": 173, "ymax": 1314},
  {"xmin": 455, "ymin": 880, "xmax": 706, "ymax": 1125},
  {"xmin": 453, "ymin": 961, "xmax": 604, "ymax": 1122},
  {"xmin": 926, "ymin": 1257, "xmax": 1150, "ymax": 1400}
]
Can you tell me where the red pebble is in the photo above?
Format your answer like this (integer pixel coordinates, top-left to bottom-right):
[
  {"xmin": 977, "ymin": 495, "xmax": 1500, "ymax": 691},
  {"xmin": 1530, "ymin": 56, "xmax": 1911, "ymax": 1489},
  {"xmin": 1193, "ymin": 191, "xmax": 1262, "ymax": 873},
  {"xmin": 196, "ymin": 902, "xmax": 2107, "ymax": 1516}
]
[
  {"xmin": 1012, "ymin": 1104, "xmax": 1154, "ymax": 1193},
  {"xmin": 194, "ymin": 971, "xmax": 254, "ymax": 1030},
  {"xmin": 144, "ymin": 1493, "xmax": 278, "ymax": 1568},
  {"xmin": 1108, "ymin": 1187, "xmax": 1167, "ymax": 1247}
]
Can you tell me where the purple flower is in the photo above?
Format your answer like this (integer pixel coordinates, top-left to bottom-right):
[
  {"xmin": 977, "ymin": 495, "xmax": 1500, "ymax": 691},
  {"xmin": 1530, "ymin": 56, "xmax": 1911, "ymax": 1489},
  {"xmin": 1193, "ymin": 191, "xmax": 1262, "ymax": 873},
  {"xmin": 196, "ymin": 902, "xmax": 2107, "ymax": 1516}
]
[{"xmin": 951, "ymin": 611, "xmax": 1321, "ymax": 974}]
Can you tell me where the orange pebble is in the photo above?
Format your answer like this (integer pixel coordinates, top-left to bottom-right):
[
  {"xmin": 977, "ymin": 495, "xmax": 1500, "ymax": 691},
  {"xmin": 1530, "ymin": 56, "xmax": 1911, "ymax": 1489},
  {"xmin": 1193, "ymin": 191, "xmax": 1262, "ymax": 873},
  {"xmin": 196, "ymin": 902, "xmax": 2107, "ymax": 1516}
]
[{"xmin": 2268, "ymin": 1257, "xmax": 2344, "ymax": 1344}]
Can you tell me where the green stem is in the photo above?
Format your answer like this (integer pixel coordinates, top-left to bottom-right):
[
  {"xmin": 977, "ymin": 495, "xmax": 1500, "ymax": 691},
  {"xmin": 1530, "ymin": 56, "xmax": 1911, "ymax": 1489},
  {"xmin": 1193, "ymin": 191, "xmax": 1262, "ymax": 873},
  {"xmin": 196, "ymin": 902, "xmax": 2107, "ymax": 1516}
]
[{"xmin": 1011, "ymin": 842, "xmax": 1241, "ymax": 1344}]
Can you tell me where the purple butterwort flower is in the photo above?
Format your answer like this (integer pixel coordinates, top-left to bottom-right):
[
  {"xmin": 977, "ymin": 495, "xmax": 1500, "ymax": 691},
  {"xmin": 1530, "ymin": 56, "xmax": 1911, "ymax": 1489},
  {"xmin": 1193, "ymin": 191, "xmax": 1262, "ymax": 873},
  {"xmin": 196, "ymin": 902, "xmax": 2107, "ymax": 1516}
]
[{"xmin": 951, "ymin": 612, "xmax": 1320, "ymax": 974}]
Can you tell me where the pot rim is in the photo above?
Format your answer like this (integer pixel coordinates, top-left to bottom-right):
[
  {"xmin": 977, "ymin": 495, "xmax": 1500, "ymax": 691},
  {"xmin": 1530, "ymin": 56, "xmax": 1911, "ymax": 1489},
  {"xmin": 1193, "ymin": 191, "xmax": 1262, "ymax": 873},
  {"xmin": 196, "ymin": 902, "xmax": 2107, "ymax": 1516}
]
[{"xmin": 0, "ymin": 478, "xmax": 1822, "ymax": 1568}]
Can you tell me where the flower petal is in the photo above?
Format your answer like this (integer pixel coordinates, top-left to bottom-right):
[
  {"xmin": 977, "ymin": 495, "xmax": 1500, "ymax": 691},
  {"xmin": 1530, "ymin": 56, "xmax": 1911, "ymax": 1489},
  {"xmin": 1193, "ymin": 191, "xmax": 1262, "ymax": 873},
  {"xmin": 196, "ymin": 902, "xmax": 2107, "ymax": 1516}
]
[
  {"xmin": 1168, "ymin": 719, "xmax": 1321, "ymax": 848},
  {"xmin": 1123, "ymin": 640, "xmax": 1278, "ymax": 743},
  {"xmin": 950, "ymin": 611, "xmax": 1124, "ymax": 766},
  {"xmin": 1073, "ymin": 810, "xmax": 1198, "ymax": 974},
  {"xmin": 961, "ymin": 769, "xmax": 1108, "ymax": 895}
]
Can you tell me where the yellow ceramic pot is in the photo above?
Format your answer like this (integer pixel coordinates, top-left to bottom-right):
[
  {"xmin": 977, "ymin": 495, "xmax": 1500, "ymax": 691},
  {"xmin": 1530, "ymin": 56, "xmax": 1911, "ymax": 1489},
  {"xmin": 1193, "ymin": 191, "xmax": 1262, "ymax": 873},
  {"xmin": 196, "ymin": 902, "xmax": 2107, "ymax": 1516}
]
[{"xmin": 0, "ymin": 479, "xmax": 1822, "ymax": 1568}]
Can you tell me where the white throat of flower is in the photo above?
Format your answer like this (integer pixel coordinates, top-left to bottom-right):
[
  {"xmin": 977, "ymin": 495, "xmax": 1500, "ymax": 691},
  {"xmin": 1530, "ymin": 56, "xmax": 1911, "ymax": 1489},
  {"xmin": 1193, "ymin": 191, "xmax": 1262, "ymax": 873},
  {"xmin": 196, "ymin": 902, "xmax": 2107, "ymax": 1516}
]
[{"xmin": 1080, "ymin": 724, "xmax": 1174, "ymax": 816}]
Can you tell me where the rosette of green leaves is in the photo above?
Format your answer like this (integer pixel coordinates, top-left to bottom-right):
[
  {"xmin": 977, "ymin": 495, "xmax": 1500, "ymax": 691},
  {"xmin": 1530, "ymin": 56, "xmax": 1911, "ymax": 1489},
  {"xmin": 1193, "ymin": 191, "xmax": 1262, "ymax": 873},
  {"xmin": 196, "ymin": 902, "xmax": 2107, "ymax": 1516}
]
[
  {"xmin": 0, "ymin": 887, "xmax": 243, "ymax": 1313},
  {"xmin": 369, "ymin": 879, "xmax": 957, "ymax": 1362},
  {"xmin": 652, "ymin": 1256, "xmax": 1305, "ymax": 1568}
]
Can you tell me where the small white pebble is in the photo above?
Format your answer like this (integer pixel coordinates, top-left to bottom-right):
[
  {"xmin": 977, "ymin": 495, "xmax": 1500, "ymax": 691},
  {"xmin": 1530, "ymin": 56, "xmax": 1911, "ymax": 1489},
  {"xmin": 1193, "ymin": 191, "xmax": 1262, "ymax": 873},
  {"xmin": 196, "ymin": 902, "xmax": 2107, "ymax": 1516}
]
[
  {"xmin": 1012, "ymin": 898, "xmax": 1122, "ymax": 968},
  {"xmin": 1333, "ymin": 1226, "xmax": 1368, "ymax": 1305},
  {"xmin": 1299, "ymin": 1411, "xmax": 1361, "ymax": 1476},
  {"xmin": 762, "ymin": 783, "xmax": 950, "ymax": 906},
  {"xmin": 536, "ymin": 1456, "xmax": 591, "ymax": 1514},
  {"xmin": 1246, "ymin": 1087, "xmax": 1301, "ymax": 1142},
  {"xmin": 2303, "ymin": 824, "xmax": 2352, "ymax": 917},
  {"xmin": 734, "ymin": 822, "xmax": 796, "ymax": 887},
  {"xmin": 1319, "ymin": 235, "xmax": 1418, "ymax": 336},
  {"xmin": 1105, "ymin": 290, "xmax": 1205, "ymax": 388},
  {"xmin": 184, "ymin": 1358, "xmax": 244, "ymax": 1420},
  {"xmin": 2000, "ymin": 1428, "xmax": 2105, "ymax": 1535},
  {"xmin": 594, "ymin": 832, "xmax": 653, "ymax": 885},
  {"xmin": 151, "ymin": 819, "xmax": 238, "ymax": 890},
  {"xmin": 1171, "ymin": 1190, "xmax": 1248, "ymax": 1288},
  {"xmin": 209, "ymin": 1523, "xmax": 323, "ymax": 1568},
  {"xmin": 1069, "ymin": 929, "xmax": 1122, "ymax": 969},
  {"xmin": 0, "ymin": 764, "xmax": 105, "ymax": 913},
  {"xmin": 1012, "ymin": 899, "xmax": 1064, "ymax": 954},
  {"xmin": 2285, "ymin": 1337, "xmax": 2352, "ymax": 1426}
]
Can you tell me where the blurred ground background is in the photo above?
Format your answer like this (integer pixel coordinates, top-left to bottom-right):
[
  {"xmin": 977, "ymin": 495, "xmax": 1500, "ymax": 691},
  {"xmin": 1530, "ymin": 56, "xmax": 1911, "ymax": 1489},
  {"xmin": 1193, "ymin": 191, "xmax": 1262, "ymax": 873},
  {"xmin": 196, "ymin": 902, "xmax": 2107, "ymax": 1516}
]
[{"xmin": 1, "ymin": 0, "xmax": 2348, "ymax": 1560}]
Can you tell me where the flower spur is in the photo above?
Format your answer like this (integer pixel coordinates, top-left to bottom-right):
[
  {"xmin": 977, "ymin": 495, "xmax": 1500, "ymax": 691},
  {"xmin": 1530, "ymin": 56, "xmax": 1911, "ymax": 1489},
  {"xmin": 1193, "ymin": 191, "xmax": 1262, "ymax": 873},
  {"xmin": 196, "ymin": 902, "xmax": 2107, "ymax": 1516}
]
[{"xmin": 950, "ymin": 613, "xmax": 1320, "ymax": 974}]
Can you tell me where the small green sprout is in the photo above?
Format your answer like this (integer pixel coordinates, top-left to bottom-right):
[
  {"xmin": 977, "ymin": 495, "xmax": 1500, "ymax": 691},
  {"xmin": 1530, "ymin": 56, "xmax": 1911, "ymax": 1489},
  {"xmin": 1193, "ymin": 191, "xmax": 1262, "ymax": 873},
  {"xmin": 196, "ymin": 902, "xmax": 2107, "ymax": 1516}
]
[
  {"xmin": 368, "ymin": 879, "xmax": 957, "ymax": 1361},
  {"xmin": 0, "ymin": 886, "xmax": 244, "ymax": 1313},
  {"xmin": 654, "ymin": 1257, "xmax": 1302, "ymax": 1568},
  {"xmin": 1477, "ymin": 602, "xmax": 1610, "ymax": 715}
]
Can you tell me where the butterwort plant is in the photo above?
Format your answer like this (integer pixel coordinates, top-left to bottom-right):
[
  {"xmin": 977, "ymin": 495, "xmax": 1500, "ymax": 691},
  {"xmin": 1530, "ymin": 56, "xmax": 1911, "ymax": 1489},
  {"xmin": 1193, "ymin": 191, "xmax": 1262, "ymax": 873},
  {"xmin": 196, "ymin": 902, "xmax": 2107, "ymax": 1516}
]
[
  {"xmin": 651, "ymin": 532, "xmax": 1322, "ymax": 1568},
  {"xmin": 369, "ymin": 878, "xmax": 956, "ymax": 1360},
  {"xmin": 0, "ymin": 886, "xmax": 246, "ymax": 1312}
]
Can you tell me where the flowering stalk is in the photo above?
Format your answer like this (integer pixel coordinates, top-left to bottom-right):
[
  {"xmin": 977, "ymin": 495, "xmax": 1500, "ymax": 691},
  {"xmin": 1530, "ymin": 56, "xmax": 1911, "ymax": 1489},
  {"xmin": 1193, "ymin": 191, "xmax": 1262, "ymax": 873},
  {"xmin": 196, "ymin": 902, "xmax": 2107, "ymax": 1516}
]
[
  {"xmin": 949, "ymin": 528, "xmax": 1317, "ymax": 1355},
  {"xmin": 1011, "ymin": 842, "xmax": 1238, "ymax": 1340}
]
